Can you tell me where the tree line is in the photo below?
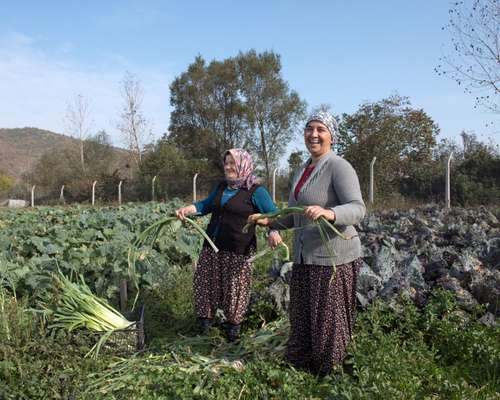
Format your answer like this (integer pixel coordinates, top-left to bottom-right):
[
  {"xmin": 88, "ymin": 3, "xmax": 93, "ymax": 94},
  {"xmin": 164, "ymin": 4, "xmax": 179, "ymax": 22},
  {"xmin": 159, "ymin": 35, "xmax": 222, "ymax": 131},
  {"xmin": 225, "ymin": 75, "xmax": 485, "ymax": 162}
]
[{"xmin": 1, "ymin": 0, "xmax": 499, "ymax": 207}]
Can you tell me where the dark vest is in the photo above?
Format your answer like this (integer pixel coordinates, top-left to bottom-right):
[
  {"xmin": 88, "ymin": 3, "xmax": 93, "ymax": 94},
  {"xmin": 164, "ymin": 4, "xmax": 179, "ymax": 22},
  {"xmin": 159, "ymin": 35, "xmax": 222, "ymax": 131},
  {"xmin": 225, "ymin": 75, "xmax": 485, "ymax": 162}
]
[{"xmin": 205, "ymin": 182, "xmax": 260, "ymax": 255}]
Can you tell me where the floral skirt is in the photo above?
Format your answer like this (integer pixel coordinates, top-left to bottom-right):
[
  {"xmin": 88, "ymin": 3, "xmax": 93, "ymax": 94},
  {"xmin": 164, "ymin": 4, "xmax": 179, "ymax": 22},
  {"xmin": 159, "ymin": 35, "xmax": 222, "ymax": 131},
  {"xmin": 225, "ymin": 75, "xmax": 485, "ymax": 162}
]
[
  {"xmin": 286, "ymin": 258, "xmax": 361, "ymax": 375},
  {"xmin": 193, "ymin": 245, "xmax": 253, "ymax": 325}
]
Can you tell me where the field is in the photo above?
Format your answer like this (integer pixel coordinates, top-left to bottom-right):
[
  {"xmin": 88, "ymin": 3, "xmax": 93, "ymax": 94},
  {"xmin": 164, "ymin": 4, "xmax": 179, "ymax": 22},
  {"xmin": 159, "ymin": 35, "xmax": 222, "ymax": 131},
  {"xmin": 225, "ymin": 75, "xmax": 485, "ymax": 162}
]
[{"xmin": 0, "ymin": 203, "xmax": 499, "ymax": 399}]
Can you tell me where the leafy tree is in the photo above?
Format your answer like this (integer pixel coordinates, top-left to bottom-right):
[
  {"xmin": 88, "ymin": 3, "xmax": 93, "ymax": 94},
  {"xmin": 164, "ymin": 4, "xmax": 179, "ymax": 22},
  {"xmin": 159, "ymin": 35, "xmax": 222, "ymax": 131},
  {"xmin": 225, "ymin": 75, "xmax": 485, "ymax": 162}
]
[
  {"xmin": 237, "ymin": 50, "xmax": 306, "ymax": 186},
  {"xmin": 139, "ymin": 139, "xmax": 212, "ymax": 200},
  {"xmin": 436, "ymin": 0, "xmax": 500, "ymax": 112},
  {"xmin": 168, "ymin": 56, "xmax": 248, "ymax": 173},
  {"xmin": 28, "ymin": 131, "xmax": 124, "ymax": 203},
  {"xmin": 168, "ymin": 51, "xmax": 306, "ymax": 183},
  {"xmin": 0, "ymin": 170, "xmax": 13, "ymax": 196},
  {"xmin": 338, "ymin": 95, "xmax": 439, "ymax": 197}
]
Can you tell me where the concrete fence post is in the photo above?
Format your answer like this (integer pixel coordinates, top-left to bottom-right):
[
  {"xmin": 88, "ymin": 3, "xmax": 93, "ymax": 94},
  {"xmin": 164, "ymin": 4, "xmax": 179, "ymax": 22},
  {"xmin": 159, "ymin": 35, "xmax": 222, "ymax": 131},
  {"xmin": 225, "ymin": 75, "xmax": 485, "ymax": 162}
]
[
  {"xmin": 152, "ymin": 175, "xmax": 157, "ymax": 201},
  {"xmin": 193, "ymin": 173, "xmax": 199, "ymax": 203},
  {"xmin": 31, "ymin": 185, "xmax": 36, "ymax": 208},
  {"xmin": 445, "ymin": 152, "xmax": 453, "ymax": 209},
  {"xmin": 92, "ymin": 180, "xmax": 97, "ymax": 206},
  {"xmin": 118, "ymin": 180, "xmax": 123, "ymax": 205},
  {"xmin": 272, "ymin": 168, "xmax": 278, "ymax": 203},
  {"xmin": 369, "ymin": 157, "xmax": 377, "ymax": 205}
]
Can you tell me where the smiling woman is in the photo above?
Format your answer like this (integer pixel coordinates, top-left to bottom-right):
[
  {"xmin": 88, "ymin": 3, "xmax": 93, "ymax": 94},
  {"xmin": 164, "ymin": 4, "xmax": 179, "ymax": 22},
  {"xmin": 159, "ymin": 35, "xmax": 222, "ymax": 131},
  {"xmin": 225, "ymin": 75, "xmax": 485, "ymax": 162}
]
[
  {"xmin": 175, "ymin": 148, "xmax": 280, "ymax": 341},
  {"xmin": 249, "ymin": 107, "xmax": 365, "ymax": 376}
]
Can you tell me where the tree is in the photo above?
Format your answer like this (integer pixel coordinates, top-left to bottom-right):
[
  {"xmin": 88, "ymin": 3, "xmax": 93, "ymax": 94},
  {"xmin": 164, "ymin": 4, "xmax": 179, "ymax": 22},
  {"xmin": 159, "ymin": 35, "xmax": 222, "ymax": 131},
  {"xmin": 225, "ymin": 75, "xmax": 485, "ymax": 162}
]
[
  {"xmin": 0, "ymin": 170, "xmax": 13, "ymax": 196},
  {"xmin": 237, "ymin": 50, "xmax": 307, "ymax": 186},
  {"xmin": 168, "ymin": 56, "xmax": 248, "ymax": 172},
  {"xmin": 436, "ymin": 0, "xmax": 500, "ymax": 112},
  {"xmin": 168, "ymin": 51, "xmax": 307, "ymax": 182},
  {"xmin": 139, "ymin": 139, "xmax": 211, "ymax": 199},
  {"xmin": 338, "ymin": 95, "xmax": 439, "ymax": 197},
  {"xmin": 118, "ymin": 72, "xmax": 149, "ymax": 167},
  {"xmin": 65, "ymin": 94, "xmax": 92, "ymax": 170}
]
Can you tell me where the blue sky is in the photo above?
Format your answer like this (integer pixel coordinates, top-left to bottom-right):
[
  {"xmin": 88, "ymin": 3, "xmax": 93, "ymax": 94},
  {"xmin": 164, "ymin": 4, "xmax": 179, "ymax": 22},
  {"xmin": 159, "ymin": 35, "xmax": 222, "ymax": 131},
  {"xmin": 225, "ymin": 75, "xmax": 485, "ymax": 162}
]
[{"xmin": 1, "ymin": 1, "xmax": 498, "ymax": 160}]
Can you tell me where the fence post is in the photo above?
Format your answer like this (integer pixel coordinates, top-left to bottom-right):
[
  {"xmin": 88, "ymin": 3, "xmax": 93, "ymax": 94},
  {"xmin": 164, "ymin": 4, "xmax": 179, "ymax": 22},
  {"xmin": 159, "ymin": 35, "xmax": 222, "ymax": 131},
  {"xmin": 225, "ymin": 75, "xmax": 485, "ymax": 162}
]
[
  {"xmin": 272, "ymin": 168, "xmax": 278, "ymax": 203},
  {"xmin": 369, "ymin": 156, "xmax": 377, "ymax": 205},
  {"xmin": 118, "ymin": 180, "xmax": 123, "ymax": 205},
  {"xmin": 152, "ymin": 175, "xmax": 157, "ymax": 201},
  {"xmin": 193, "ymin": 173, "xmax": 199, "ymax": 203},
  {"xmin": 92, "ymin": 180, "xmax": 97, "ymax": 206},
  {"xmin": 60, "ymin": 185, "xmax": 65, "ymax": 202},
  {"xmin": 31, "ymin": 185, "xmax": 36, "ymax": 208},
  {"xmin": 445, "ymin": 152, "xmax": 453, "ymax": 209}
]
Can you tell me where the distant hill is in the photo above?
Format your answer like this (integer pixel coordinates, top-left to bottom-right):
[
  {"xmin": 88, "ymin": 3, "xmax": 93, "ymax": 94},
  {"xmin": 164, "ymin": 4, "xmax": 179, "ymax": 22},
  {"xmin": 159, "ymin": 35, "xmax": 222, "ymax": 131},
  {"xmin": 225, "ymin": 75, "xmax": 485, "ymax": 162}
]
[{"xmin": 0, "ymin": 127, "xmax": 130, "ymax": 181}]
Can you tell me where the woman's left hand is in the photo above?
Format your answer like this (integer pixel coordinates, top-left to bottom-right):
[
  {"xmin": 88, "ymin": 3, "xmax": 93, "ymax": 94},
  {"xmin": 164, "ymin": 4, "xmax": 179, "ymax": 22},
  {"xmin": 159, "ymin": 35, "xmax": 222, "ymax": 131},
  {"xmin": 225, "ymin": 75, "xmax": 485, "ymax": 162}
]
[{"xmin": 304, "ymin": 206, "xmax": 335, "ymax": 222}]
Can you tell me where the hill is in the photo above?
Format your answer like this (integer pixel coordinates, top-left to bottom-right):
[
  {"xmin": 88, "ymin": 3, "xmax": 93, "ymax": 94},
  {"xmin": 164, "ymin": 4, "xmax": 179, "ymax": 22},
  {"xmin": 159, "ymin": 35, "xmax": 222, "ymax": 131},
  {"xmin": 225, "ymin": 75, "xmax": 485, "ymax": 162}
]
[{"xmin": 0, "ymin": 127, "xmax": 129, "ymax": 181}]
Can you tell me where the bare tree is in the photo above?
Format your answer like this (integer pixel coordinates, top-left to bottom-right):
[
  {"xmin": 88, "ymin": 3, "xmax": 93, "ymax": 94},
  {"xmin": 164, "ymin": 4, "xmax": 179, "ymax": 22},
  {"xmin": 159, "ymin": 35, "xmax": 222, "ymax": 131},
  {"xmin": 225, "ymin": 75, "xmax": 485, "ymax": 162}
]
[
  {"xmin": 117, "ymin": 72, "xmax": 149, "ymax": 167},
  {"xmin": 436, "ymin": 0, "xmax": 500, "ymax": 112},
  {"xmin": 65, "ymin": 94, "xmax": 92, "ymax": 170}
]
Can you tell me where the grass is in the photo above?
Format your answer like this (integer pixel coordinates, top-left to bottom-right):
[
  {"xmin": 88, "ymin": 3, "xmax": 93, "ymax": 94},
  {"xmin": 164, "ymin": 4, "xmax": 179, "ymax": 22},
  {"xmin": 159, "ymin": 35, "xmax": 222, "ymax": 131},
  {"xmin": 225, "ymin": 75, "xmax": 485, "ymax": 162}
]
[{"xmin": 0, "ymin": 217, "xmax": 498, "ymax": 399}]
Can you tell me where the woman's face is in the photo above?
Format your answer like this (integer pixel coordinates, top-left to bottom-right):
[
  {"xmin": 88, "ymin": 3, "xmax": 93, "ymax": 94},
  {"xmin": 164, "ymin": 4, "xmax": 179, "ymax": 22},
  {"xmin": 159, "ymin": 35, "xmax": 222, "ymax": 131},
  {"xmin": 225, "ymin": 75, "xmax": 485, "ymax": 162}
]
[
  {"xmin": 304, "ymin": 120, "xmax": 332, "ymax": 158},
  {"xmin": 224, "ymin": 154, "xmax": 238, "ymax": 180}
]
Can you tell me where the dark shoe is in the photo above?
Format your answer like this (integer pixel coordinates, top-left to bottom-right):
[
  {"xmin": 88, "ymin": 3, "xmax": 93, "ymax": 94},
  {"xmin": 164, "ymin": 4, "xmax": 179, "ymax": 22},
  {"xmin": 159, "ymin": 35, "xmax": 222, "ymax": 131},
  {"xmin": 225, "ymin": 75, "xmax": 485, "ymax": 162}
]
[
  {"xmin": 225, "ymin": 323, "xmax": 240, "ymax": 342},
  {"xmin": 198, "ymin": 318, "xmax": 212, "ymax": 334}
]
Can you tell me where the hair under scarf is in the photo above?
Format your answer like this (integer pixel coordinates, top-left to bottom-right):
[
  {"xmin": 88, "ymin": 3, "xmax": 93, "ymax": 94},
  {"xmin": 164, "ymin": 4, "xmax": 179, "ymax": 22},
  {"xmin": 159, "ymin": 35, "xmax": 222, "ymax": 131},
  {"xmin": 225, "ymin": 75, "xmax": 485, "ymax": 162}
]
[{"xmin": 224, "ymin": 148, "xmax": 259, "ymax": 190}]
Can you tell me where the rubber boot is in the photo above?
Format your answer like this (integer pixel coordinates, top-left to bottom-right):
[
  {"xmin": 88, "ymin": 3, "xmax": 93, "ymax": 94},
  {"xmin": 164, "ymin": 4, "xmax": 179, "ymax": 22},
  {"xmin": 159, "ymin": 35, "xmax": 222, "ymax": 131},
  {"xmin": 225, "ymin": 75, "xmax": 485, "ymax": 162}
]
[{"xmin": 225, "ymin": 323, "xmax": 240, "ymax": 342}]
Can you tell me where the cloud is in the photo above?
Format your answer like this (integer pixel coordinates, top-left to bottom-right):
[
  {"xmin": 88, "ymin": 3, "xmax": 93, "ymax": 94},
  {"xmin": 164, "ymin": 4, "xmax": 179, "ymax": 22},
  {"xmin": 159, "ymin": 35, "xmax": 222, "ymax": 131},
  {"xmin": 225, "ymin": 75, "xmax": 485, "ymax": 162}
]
[{"xmin": 0, "ymin": 32, "xmax": 171, "ymax": 146}]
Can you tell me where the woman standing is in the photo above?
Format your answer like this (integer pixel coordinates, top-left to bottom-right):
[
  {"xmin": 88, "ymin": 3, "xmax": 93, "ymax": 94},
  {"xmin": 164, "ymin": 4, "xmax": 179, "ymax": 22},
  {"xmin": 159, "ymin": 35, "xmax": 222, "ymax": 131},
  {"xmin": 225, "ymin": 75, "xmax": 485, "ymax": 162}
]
[
  {"xmin": 175, "ymin": 148, "xmax": 279, "ymax": 341},
  {"xmin": 251, "ymin": 109, "xmax": 365, "ymax": 375}
]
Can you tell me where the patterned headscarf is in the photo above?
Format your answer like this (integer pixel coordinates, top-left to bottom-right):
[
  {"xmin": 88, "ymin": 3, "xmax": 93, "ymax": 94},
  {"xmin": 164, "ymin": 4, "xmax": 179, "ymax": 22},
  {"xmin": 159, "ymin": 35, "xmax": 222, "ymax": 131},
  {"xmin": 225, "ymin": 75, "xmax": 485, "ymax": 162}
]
[
  {"xmin": 305, "ymin": 108, "xmax": 339, "ymax": 143},
  {"xmin": 224, "ymin": 148, "xmax": 259, "ymax": 190}
]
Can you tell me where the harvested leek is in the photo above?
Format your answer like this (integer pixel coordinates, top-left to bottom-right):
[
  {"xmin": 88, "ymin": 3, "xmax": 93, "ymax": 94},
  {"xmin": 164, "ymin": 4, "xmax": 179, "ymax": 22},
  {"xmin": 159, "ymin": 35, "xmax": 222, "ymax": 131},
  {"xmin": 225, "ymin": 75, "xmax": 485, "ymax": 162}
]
[{"xmin": 44, "ymin": 271, "xmax": 134, "ymax": 359}]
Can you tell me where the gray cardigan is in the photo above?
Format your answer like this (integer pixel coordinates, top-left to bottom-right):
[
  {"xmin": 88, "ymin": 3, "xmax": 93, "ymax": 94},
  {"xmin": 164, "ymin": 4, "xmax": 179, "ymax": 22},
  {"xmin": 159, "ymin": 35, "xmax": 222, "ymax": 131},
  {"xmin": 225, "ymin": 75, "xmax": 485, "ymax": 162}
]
[{"xmin": 270, "ymin": 150, "xmax": 365, "ymax": 266}]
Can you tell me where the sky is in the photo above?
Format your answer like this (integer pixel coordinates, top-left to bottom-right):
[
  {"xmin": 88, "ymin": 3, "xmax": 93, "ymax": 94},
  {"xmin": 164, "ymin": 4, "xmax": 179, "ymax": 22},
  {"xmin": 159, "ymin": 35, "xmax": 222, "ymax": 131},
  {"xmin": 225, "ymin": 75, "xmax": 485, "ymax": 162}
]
[{"xmin": 1, "ymin": 1, "xmax": 498, "ymax": 162}]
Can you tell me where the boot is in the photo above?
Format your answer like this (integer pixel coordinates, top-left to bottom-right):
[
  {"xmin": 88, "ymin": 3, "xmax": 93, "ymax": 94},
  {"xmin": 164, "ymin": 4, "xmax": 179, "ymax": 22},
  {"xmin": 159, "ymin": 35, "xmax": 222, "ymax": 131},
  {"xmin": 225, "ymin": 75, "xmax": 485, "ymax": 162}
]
[
  {"xmin": 198, "ymin": 318, "xmax": 212, "ymax": 335},
  {"xmin": 225, "ymin": 323, "xmax": 240, "ymax": 342}
]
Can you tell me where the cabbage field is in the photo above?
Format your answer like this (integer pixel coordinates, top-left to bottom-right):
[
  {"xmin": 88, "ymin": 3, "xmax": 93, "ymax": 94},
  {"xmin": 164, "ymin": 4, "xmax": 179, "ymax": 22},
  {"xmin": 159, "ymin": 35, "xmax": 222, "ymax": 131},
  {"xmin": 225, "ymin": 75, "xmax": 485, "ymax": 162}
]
[{"xmin": 0, "ymin": 203, "xmax": 498, "ymax": 399}]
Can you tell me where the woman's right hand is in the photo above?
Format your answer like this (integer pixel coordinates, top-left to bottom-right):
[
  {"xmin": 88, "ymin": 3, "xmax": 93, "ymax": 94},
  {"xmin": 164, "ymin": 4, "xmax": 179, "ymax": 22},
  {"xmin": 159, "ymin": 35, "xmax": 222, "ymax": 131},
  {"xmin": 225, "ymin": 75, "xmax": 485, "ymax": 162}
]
[
  {"xmin": 175, "ymin": 205, "xmax": 197, "ymax": 221},
  {"xmin": 247, "ymin": 213, "xmax": 271, "ymax": 227},
  {"xmin": 267, "ymin": 230, "xmax": 282, "ymax": 249}
]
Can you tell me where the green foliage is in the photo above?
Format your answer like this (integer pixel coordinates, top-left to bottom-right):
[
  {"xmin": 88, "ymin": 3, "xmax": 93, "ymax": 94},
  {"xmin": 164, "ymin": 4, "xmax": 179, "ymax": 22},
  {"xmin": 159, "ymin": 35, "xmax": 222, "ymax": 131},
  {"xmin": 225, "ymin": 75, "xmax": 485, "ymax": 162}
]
[
  {"xmin": 1, "ymin": 204, "xmax": 498, "ymax": 399},
  {"xmin": 0, "ymin": 202, "xmax": 205, "ymax": 303},
  {"xmin": 168, "ymin": 50, "xmax": 306, "ymax": 186},
  {"xmin": 338, "ymin": 94, "xmax": 439, "ymax": 198},
  {"xmin": 0, "ymin": 170, "xmax": 13, "ymax": 195}
]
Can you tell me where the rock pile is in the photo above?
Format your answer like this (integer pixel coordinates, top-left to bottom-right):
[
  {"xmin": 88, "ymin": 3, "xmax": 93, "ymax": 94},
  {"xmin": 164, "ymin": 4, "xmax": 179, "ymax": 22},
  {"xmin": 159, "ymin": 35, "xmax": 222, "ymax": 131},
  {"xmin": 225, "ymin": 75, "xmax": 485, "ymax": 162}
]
[{"xmin": 267, "ymin": 205, "xmax": 499, "ymax": 320}]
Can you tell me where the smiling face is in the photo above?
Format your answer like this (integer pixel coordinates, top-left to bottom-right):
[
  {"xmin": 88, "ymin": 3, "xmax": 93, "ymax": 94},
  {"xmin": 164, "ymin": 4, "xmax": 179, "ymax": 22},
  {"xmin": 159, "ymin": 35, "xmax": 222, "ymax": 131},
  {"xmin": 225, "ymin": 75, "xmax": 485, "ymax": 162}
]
[
  {"xmin": 304, "ymin": 120, "xmax": 333, "ymax": 159},
  {"xmin": 224, "ymin": 153, "xmax": 238, "ymax": 180}
]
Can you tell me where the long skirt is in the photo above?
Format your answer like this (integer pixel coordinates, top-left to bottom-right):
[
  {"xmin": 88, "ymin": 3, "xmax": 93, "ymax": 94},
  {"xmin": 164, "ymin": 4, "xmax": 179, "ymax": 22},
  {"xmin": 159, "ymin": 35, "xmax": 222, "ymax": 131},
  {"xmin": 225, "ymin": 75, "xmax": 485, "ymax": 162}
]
[
  {"xmin": 193, "ymin": 245, "xmax": 253, "ymax": 325},
  {"xmin": 286, "ymin": 259, "xmax": 361, "ymax": 375}
]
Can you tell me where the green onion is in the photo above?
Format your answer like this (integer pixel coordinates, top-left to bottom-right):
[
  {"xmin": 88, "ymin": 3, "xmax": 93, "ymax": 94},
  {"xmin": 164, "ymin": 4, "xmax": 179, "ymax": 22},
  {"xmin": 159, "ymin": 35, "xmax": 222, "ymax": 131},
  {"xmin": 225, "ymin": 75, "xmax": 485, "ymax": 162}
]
[
  {"xmin": 244, "ymin": 206, "xmax": 354, "ymax": 283},
  {"xmin": 128, "ymin": 215, "xmax": 219, "ymax": 308},
  {"xmin": 44, "ymin": 271, "xmax": 134, "ymax": 359}
]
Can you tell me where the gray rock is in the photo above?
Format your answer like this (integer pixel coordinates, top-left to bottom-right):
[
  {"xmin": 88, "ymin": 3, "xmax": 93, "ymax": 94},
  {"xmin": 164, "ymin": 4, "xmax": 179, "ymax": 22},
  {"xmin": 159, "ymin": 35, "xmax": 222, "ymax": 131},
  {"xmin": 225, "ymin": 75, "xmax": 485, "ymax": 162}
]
[
  {"xmin": 479, "ymin": 312, "xmax": 497, "ymax": 327},
  {"xmin": 436, "ymin": 276, "xmax": 479, "ymax": 311},
  {"xmin": 470, "ymin": 269, "xmax": 500, "ymax": 316},
  {"xmin": 356, "ymin": 261, "xmax": 383, "ymax": 296},
  {"xmin": 372, "ymin": 244, "xmax": 400, "ymax": 283}
]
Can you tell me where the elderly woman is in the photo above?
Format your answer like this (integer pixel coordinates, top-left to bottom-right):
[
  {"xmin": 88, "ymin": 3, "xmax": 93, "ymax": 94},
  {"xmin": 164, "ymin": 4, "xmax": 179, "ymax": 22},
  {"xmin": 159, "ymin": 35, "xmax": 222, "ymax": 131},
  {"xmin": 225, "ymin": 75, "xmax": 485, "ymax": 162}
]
[
  {"xmin": 251, "ymin": 109, "xmax": 365, "ymax": 376},
  {"xmin": 175, "ymin": 148, "xmax": 279, "ymax": 341}
]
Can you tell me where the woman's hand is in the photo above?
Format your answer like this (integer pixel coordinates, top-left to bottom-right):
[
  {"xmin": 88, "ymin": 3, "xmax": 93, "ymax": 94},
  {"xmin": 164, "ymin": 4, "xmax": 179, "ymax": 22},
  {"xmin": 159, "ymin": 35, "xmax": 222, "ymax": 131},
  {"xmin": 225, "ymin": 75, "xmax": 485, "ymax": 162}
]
[
  {"xmin": 304, "ymin": 206, "xmax": 335, "ymax": 222},
  {"xmin": 175, "ymin": 205, "xmax": 197, "ymax": 221},
  {"xmin": 247, "ymin": 213, "xmax": 271, "ymax": 227},
  {"xmin": 267, "ymin": 230, "xmax": 282, "ymax": 249}
]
